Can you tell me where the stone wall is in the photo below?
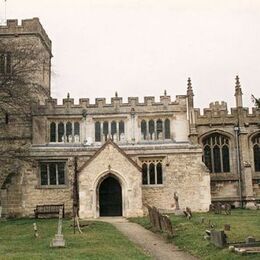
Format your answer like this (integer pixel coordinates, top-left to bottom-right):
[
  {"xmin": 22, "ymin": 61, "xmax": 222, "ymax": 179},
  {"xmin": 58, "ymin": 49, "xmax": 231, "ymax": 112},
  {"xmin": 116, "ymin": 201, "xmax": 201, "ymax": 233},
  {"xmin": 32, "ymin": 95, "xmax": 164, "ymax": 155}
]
[{"xmin": 140, "ymin": 151, "xmax": 211, "ymax": 212}]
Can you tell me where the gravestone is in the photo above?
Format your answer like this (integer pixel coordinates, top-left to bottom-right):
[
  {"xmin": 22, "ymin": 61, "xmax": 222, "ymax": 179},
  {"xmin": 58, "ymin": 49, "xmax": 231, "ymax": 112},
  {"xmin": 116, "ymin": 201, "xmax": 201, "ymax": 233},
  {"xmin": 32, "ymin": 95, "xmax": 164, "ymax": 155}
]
[
  {"xmin": 210, "ymin": 230, "xmax": 227, "ymax": 248},
  {"xmin": 50, "ymin": 208, "xmax": 66, "ymax": 247}
]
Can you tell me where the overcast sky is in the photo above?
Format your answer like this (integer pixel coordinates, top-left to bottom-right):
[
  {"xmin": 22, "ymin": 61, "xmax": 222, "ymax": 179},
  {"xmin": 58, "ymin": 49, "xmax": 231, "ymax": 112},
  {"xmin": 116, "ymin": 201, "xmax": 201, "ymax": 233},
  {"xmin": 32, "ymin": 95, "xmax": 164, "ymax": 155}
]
[{"xmin": 1, "ymin": 0, "xmax": 260, "ymax": 109}]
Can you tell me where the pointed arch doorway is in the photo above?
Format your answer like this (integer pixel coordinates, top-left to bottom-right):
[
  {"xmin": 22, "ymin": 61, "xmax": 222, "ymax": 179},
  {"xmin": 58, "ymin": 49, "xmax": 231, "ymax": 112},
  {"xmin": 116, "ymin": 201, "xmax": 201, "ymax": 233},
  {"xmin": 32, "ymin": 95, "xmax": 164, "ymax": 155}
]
[{"xmin": 99, "ymin": 176, "xmax": 122, "ymax": 216}]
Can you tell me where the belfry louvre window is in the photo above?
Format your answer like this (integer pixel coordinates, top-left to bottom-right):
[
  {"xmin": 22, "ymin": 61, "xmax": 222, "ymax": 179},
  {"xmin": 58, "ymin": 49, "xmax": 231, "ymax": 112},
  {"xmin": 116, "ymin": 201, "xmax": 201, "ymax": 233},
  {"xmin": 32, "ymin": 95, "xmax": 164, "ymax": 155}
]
[
  {"xmin": 40, "ymin": 162, "xmax": 66, "ymax": 186},
  {"xmin": 0, "ymin": 52, "xmax": 11, "ymax": 74},
  {"xmin": 141, "ymin": 159, "xmax": 163, "ymax": 185},
  {"xmin": 202, "ymin": 133, "xmax": 230, "ymax": 173},
  {"xmin": 252, "ymin": 133, "xmax": 260, "ymax": 172}
]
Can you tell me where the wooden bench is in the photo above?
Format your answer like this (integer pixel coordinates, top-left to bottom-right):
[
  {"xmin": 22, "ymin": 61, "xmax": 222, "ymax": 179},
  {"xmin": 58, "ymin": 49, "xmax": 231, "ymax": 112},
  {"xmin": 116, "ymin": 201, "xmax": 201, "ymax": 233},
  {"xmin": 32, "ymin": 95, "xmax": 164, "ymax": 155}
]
[{"xmin": 34, "ymin": 204, "xmax": 65, "ymax": 218}]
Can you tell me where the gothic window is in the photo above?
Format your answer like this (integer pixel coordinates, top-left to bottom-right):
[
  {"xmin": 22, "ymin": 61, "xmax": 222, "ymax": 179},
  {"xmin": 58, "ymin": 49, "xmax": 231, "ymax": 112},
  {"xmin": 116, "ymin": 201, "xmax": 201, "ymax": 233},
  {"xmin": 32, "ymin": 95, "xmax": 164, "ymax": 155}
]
[
  {"xmin": 50, "ymin": 122, "xmax": 56, "ymax": 142},
  {"xmin": 66, "ymin": 122, "xmax": 72, "ymax": 142},
  {"xmin": 141, "ymin": 120, "xmax": 147, "ymax": 140},
  {"xmin": 142, "ymin": 163, "xmax": 148, "ymax": 185},
  {"xmin": 156, "ymin": 119, "xmax": 163, "ymax": 139},
  {"xmin": 58, "ymin": 122, "xmax": 64, "ymax": 142},
  {"xmin": 74, "ymin": 122, "xmax": 80, "ymax": 142},
  {"xmin": 95, "ymin": 121, "xmax": 101, "ymax": 142},
  {"xmin": 156, "ymin": 163, "xmax": 163, "ymax": 184},
  {"xmin": 119, "ymin": 121, "xmax": 125, "ymax": 140},
  {"xmin": 103, "ymin": 121, "xmax": 109, "ymax": 141},
  {"xmin": 202, "ymin": 133, "xmax": 230, "ymax": 173},
  {"xmin": 165, "ymin": 119, "xmax": 170, "ymax": 139},
  {"xmin": 111, "ymin": 121, "xmax": 117, "ymax": 141},
  {"xmin": 141, "ymin": 159, "xmax": 163, "ymax": 185},
  {"xmin": 252, "ymin": 133, "xmax": 260, "ymax": 172},
  {"xmin": 40, "ymin": 162, "xmax": 66, "ymax": 186},
  {"xmin": 0, "ymin": 52, "xmax": 11, "ymax": 74},
  {"xmin": 149, "ymin": 120, "xmax": 155, "ymax": 140}
]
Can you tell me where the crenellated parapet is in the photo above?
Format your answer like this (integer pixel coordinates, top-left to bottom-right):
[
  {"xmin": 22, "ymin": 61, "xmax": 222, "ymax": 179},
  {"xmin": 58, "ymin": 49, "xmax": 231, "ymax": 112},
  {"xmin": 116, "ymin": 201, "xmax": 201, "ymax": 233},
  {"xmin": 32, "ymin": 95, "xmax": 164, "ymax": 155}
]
[
  {"xmin": 0, "ymin": 18, "xmax": 52, "ymax": 53},
  {"xmin": 33, "ymin": 94, "xmax": 188, "ymax": 116},
  {"xmin": 194, "ymin": 101, "xmax": 260, "ymax": 126}
]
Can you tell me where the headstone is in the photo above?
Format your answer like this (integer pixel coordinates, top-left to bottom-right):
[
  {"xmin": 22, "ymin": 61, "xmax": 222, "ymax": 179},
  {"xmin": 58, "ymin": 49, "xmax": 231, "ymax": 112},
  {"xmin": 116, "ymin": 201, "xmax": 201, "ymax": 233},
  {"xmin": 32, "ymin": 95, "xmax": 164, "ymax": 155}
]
[
  {"xmin": 210, "ymin": 230, "xmax": 227, "ymax": 248},
  {"xmin": 245, "ymin": 236, "xmax": 256, "ymax": 244},
  {"xmin": 50, "ymin": 208, "xmax": 66, "ymax": 247},
  {"xmin": 224, "ymin": 224, "xmax": 230, "ymax": 231},
  {"xmin": 174, "ymin": 192, "xmax": 180, "ymax": 210},
  {"xmin": 33, "ymin": 223, "xmax": 39, "ymax": 238}
]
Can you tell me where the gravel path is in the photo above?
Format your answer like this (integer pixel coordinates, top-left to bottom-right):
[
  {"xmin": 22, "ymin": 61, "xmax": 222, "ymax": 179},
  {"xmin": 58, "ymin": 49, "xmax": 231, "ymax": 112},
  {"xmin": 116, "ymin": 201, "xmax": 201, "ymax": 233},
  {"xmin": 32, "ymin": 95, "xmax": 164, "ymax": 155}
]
[{"xmin": 99, "ymin": 217, "xmax": 198, "ymax": 260}]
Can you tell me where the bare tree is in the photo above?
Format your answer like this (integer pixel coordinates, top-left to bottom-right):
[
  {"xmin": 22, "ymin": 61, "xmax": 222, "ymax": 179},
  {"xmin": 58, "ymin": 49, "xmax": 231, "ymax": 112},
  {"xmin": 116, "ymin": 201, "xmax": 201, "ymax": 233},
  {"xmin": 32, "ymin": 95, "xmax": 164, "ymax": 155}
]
[{"xmin": 0, "ymin": 39, "xmax": 50, "ymax": 188}]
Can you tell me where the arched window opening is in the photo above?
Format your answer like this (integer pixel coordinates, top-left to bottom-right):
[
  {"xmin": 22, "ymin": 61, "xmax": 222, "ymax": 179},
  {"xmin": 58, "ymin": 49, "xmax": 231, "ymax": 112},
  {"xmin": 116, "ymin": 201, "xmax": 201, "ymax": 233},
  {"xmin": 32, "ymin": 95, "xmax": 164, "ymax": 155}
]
[
  {"xmin": 103, "ymin": 121, "xmax": 109, "ymax": 141},
  {"xmin": 141, "ymin": 120, "xmax": 147, "ymax": 140},
  {"xmin": 156, "ymin": 163, "xmax": 163, "ymax": 184},
  {"xmin": 149, "ymin": 120, "xmax": 155, "ymax": 140},
  {"xmin": 142, "ymin": 163, "xmax": 148, "ymax": 185},
  {"xmin": 202, "ymin": 133, "xmax": 230, "ymax": 173},
  {"xmin": 66, "ymin": 122, "xmax": 72, "ymax": 142},
  {"xmin": 252, "ymin": 134, "xmax": 260, "ymax": 172},
  {"xmin": 74, "ymin": 122, "xmax": 80, "ymax": 142},
  {"xmin": 149, "ymin": 163, "xmax": 155, "ymax": 184},
  {"xmin": 119, "ymin": 121, "xmax": 125, "ymax": 141},
  {"xmin": 165, "ymin": 119, "xmax": 170, "ymax": 139},
  {"xmin": 50, "ymin": 122, "xmax": 56, "ymax": 142},
  {"xmin": 111, "ymin": 121, "xmax": 117, "ymax": 141},
  {"xmin": 58, "ymin": 122, "xmax": 64, "ymax": 142},
  {"xmin": 95, "ymin": 121, "xmax": 101, "ymax": 142},
  {"xmin": 204, "ymin": 145, "xmax": 212, "ymax": 171},
  {"xmin": 156, "ymin": 119, "xmax": 163, "ymax": 140}
]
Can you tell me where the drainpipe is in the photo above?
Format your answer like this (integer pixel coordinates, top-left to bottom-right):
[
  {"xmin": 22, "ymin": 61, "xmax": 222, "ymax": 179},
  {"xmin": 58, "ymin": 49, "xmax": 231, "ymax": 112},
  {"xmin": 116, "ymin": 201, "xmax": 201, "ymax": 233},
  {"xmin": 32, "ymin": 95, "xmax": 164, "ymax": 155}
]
[{"xmin": 234, "ymin": 126, "xmax": 243, "ymax": 208}]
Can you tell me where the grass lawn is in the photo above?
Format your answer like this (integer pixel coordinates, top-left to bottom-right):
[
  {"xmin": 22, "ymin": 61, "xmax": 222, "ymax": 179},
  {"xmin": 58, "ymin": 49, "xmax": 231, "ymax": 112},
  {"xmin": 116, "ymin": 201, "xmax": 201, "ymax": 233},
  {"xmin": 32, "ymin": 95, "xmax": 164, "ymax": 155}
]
[
  {"xmin": 130, "ymin": 209, "xmax": 260, "ymax": 260},
  {"xmin": 0, "ymin": 218, "xmax": 151, "ymax": 260}
]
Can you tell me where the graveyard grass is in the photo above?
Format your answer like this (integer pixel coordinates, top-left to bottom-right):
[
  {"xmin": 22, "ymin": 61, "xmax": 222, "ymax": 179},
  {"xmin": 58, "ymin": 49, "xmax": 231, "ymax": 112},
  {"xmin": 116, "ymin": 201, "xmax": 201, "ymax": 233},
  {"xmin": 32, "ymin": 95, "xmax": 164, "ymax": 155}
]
[
  {"xmin": 0, "ymin": 219, "xmax": 150, "ymax": 260},
  {"xmin": 130, "ymin": 209, "xmax": 260, "ymax": 260}
]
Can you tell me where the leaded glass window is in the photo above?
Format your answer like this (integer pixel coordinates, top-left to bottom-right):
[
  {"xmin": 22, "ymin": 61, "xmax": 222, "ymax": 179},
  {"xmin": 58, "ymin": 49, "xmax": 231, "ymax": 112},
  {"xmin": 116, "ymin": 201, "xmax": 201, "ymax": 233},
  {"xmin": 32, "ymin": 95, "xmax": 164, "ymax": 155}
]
[
  {"xmin": 58, "ymin": 122, "xmax": 64, "ymax": 142},
  {"xmin": 141, "ymin": 159, "xmax": 163, "ymax": 185},
  {"xmin": 149, "ymin": 120, "xmax": 155, "ymax": 139},
  {"xmin": 141, "ymin": 120, "xmax": 147, "ymax": 140},
  {"xmin": 103, "ymin": 121, "xmax": 109, "ymax": 141},
  {"xmin": 40, "ymin": 162, "xmax": 66, "ymax": 186},
  {"xmin": 202, "ymin": 133, "xmax": 230, "ymax": 173},
  {"xmin": 95, "ymin": 121, "xmax": 101, "ymax": 142},
  {"xmin": 50, "ymin": 122, "xmax": 56, "ymax": 142},
  {"xmin": 252, "ymin": 133, "xmax": 260, "ymax": 172},
  {"xmin": 165, "ymin": 119, "xmax": 171, "ymax": 139}
]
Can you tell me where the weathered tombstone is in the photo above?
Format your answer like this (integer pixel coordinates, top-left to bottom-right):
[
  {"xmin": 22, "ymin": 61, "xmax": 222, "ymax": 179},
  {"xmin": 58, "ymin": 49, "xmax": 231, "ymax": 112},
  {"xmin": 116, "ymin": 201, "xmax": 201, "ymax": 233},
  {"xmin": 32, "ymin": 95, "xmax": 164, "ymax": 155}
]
[
  {"xmin": 163, "ymin": 215, "xmax": 174, "ymax": 236},
  {"xmin": 210, "ymin": 230, "xmax": 227, "ymax": 248},
  {"xmin": 174, "ymin": 192, "xmax": 180, "ymax": 210},
  {"xmin": 152, "ymin": 207, "xmax": 161, "ymax": 231},
  {"xmin": 33, "ymin": 223, "xmax": 39, "ymax": 238},
  {"xmin": 224, "ymin": 224, "xmax": 230, "ymax": 231},
  {"xmin": 245, "ymin": 236, "xmax": 256, "ymax": 244},
  {"xmin": 50, "ymin": 208, "xmax": 66, "ymax": 247}
]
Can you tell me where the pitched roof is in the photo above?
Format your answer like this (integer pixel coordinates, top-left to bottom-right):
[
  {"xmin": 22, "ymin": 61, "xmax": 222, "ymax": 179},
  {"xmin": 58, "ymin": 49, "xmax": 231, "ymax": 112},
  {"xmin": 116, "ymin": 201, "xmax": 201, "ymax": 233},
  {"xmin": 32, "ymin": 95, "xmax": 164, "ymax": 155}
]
[{"xmin": 78, "ymin": 139, "xmax": 142, "ymax": 173}]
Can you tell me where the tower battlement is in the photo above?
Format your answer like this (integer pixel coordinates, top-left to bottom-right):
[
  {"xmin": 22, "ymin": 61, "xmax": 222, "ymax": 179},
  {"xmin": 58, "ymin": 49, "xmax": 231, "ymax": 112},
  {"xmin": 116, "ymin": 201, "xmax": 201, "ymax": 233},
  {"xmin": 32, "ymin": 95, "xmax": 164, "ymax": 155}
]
[{"xmin": 0, "ymin": 18, "xmax": 52, "ymax": 53}]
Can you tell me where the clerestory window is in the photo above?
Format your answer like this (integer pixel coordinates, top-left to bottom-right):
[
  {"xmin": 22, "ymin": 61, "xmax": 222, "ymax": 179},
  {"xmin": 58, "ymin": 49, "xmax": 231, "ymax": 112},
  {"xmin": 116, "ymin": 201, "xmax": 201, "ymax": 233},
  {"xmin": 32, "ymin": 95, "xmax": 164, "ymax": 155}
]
[
  {"xmin": 252, "ymin": 133, "xmax": 260, "ymax": 172},
  {"xmin": 202, "ymin": 133, "xmax": 230, "ymax": 173},
  {"xmin": 49, "ymin": 121, "xmax": 80, "ymax": 143}
]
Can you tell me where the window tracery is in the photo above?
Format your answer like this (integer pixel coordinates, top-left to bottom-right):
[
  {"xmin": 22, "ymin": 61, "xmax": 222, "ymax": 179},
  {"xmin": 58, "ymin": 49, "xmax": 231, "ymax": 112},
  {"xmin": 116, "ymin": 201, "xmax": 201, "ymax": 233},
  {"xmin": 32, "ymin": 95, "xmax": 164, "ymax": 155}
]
[
  {"xmin": 202, "ymin": 133, "xmax": 230, "ymax": 173},
  {"xmin": 49, "ymin": 121, "xmax": 80, "ymax": 143},
  {"xmin": 140, "ymin": 118, "xmax": 171, "ymax": 141},
  {"xmin": 141, "ymin": 159, "xmax": 163, "ymax": 185},
  {"xmin": 252, "ymin": 133, "xmax": 260, "ymax": 172},
  {"xmin": 94, "ymin": 120, "xmax": 125, "ymax": 142}
]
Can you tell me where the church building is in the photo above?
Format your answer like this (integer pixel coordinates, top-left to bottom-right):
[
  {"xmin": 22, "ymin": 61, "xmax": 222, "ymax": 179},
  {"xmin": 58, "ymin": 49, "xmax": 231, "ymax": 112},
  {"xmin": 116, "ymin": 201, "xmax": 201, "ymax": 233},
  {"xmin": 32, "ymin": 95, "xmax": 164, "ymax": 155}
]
[{"xmin": 0, "ymin": 18, "xmax": 259, "ymax": 218}]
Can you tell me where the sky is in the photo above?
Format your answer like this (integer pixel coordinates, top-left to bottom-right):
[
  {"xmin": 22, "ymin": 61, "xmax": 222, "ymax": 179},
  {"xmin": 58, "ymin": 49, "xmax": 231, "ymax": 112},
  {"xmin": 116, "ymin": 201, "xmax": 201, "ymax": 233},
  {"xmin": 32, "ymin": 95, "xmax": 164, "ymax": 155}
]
[{"xmin": 0, "ymin": 0, "xmax": 260, "ymax": 109}]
